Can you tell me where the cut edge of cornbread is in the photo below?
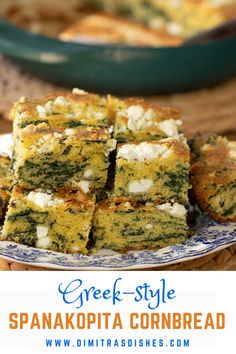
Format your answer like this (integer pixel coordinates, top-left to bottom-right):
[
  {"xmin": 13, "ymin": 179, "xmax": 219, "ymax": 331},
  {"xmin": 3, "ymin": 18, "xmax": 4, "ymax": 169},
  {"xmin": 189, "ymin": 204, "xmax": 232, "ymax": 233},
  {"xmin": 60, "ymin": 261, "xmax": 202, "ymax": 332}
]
[
  {"xmin": 93, "ymin": 198, "xmax": 188, "ymax": 252},
  {"xmin": 190, "ymin": 133, "xmax": 236, "ymax": 222},
  {"xmin": 1, "ymin": 186, "xmax": 96, "ymax": 254}
]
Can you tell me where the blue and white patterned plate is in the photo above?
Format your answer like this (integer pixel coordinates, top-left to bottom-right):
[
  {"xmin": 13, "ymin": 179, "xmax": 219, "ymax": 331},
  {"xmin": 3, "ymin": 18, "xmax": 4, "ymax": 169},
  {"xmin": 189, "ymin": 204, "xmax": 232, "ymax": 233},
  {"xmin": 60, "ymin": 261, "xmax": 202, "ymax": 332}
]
[{"xmin": 0, "ymin": 134, "xmax": 236, "ymax": 270}]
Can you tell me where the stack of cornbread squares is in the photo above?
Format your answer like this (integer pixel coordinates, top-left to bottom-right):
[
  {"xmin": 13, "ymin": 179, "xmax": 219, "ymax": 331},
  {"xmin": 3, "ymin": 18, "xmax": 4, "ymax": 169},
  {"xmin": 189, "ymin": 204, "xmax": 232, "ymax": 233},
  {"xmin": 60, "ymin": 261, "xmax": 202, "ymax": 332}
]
[{"xmin": 1, "ymin": 89, "xmax": 190, "ymax": 254}]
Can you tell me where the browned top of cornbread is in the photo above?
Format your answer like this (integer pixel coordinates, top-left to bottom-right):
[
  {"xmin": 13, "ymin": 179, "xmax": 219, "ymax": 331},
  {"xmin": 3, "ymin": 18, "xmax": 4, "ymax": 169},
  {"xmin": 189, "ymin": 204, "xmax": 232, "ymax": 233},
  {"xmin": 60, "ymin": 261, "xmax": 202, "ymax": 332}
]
[
  {"xmin": 9, "ymin": 91, "xmax": 106, "ymax": 121},
  {"xmin": 20, "ymin": 124, "xmax": 111, "ymax": 141},
  {"xmin": 13, "ymin": 185, "xmax": 94, "ymax": 210},
  {"xmin": 123, "ymin": 98, "xmax": 181, "ymax": 119},
  {"xmin": 59, "ymin": 12, "xmax": 182, "ymax": 47},
  {"xmin": 117, "ymin": 137, "xmax": 190, "ymax": 159},
  {"xmin": 107, "ymin": 95, "xmax": 181, "ymax": 126},
  {"xmin": 190, "ymin": 133, "xmax": 236, "ymax": 182}
]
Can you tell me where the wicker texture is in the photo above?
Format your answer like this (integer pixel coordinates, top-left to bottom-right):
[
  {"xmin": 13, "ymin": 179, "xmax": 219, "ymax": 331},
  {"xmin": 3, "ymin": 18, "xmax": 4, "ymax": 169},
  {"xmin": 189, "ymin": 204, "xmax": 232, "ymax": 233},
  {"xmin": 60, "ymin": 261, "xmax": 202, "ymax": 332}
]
[{"xmin": 0, "ymin": 54, "xmax": 236, "ymax": 271}]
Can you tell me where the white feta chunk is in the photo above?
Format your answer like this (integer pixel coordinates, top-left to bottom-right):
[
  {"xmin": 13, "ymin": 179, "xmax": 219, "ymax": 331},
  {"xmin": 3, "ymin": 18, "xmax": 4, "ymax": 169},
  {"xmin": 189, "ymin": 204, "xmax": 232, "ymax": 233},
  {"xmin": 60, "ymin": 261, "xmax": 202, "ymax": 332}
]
[
  {"xmin": 78, "ymin": 181, "xmax": 90, "ymax": 194},
  {"xmin": 54, "ymin": 96, "xmax": 69, "ymax": 106},
  {"xmin": 83, "ymin": 169, "xmax": 93, "ymax": 178},
  {"xmin": 37, "ymin": 237, "xmax": 51, "ymax": 248},
  {"xmin": 157, "ymin": 119, "xmax": 182, "ymax": 137},
  {"xmin": 117, "ymin": 142, "xmax": 171, "ymax": 161},
  {"xmin": 72, "ymin": 88, "xmax": 87, "ymax": 95},
  {"xmin": 36, "ymin": 225, "xmax": 49, "ymax": 239},
  {"xmin": 157, "ymin": 203, "xmax": 187, "ymax": 219},
  {"xmin": 128, "ymin": 179, "xmax": 153, "ymax": 193},
  {"xmin": 27, "ymin": 192, "xmax": 64, "ymax": 208}
]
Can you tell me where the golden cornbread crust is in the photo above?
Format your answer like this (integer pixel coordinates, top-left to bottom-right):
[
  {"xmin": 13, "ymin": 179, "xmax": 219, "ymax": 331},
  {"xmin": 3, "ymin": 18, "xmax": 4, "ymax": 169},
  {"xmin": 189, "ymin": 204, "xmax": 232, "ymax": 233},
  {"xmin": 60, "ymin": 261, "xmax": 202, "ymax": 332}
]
[
  {"xmin": 190, "ymin": 133, "xmax": 236, "ymax": 222},
  {"xmin": 111, "ymin": 96, "xmax": 183, "ymax": 142},
  {"xmin": 10, "ymin": 91, "xmax": 110, "ymax": 132},
  {"xmin": 123, "ymin": 98, "xmax": 181, "ymax": 119},
  {"xmin": 10, "ymin": 91, "xmax": 103, "ymax": 121}
]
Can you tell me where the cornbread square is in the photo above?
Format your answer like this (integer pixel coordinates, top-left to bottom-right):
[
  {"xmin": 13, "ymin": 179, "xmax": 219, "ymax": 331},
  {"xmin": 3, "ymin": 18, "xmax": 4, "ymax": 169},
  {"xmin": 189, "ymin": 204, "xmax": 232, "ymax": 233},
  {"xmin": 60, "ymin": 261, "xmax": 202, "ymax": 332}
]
[
  {"xmin": 11, "ymin": 90, "xmax": 110, "ymax": 130},
  {"xmin": 190, "ymin": 133, "xmax": 236, "ymax": 222},
  {"xmin": 93, "ymin": 200, "xmax": 188, "ymax": 252},
  {"xmin": 13, "ymin": 125, "xmax": 116, "ymax": 190},
  {"xmin": 0, "ymin": 154, "xmax": 12, "ymax": 219},
  {"xmin": 114, "ymin": 138, "xmax": 190, "ymax": 203},
  {"xmin": 1, "ymin": 187, "xmax": 96, "ymax": 254},
  {"xmin": 112, "ymin": 97, "xmax": 182, "ymax": 142}
]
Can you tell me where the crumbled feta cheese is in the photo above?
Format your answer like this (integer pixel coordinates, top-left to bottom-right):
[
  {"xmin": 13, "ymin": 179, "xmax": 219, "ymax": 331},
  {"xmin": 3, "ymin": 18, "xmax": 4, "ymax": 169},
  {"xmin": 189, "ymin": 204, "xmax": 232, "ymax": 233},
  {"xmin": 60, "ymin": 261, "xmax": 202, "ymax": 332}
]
[
  {"xmin": 117, "ymin": 142, "xmax": 171, "ymax": 161},
  {"xmin": 36, "ymin": 225, "xmax": 49, "ymax": 239},
  {"xmin": 18, "ymin": 112, "xmax": 28, "ymax": 120},
  {"xmin": 45, "ymin": 100, "xmax": 53, "ymax": 112},
  {"xmin": 54, "ymin": 96, "xmax": 69, "ymax": 106},
  {"xmin": 64, "ymin": 129, "xmax": 75, "ymax": 136},
  {"xmin": 54, "ymin": 132, "xmax": 63, "ymax": 138},
  {"xmin": 27, "ymin": 192, "xmax": 64, "ymax": 208},
  {"xmin": 72, "ymin": 88, "xmax": 87, "ymax": 95},
  {"xmin": 37, "ymin": 237, "xmax": 51, "ymax": 248},
  {"xmin": 19, "ymin": 96, "xmax": 27, "ymax": 103},
  {"xmin": 157, "ymin": 119, "xmax": 182, "ymax": 137},
  {"xmin": 83, "ymin": 169, "xmax": 93, "ymax": 178},
  {"xmin": 36, "ymin": 105, "xmax": 48, "ymax": 118},
  {"xmin": 157, "ymin": 203, "xmax": 187, "ymax": 219},
  {"xmin": 126, "ymin": 105, "xmax": 155, "ymax": 132},
  {"xmin": 21, "ymin": 124, "xmax": 35, "ymax": 134},
  {"xmin": 37, "ymin": 122, "xmax": 50, "ymax": 130},
  {"xmin": 108, "ymin": 126, "xmax": 114, "ymax": 134},
  {"xmin": 145, "ymin": 202, "xmax": 154, "ymax": 206},
  {"xmin": 78, "ymin": 181, "xmax": 90, "ymax": 193},
  {"xmin": 123, "ymin": 202, "xmax": 132, "ymax": 208},
  {"xmin": 145, "ymin": 224, "xmax": 153, "ymax": 230},
  {"xmin": 128, "ymin": 179, "xmax": 153, "ymax": 193}
]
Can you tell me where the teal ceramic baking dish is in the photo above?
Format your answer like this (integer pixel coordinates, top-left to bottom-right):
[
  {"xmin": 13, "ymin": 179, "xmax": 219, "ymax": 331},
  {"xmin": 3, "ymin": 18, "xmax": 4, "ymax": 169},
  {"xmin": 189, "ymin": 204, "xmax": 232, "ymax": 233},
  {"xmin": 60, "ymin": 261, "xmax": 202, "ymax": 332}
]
[{"xmin": 0, "ymin": 19, "xmax": 236, "ymax": 95}]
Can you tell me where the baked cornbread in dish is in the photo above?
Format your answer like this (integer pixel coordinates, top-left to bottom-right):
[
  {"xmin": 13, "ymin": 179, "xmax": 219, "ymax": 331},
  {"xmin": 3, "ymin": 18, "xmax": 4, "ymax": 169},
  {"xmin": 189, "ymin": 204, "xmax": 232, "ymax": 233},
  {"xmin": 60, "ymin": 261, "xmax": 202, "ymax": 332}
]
[
  {"xmin": 114, "ymin": 138, "xmax": 190, "ymax": 203},
  {"xmin": 0, "ymin": 153, "xmax": 12, "ymax": 219},
  {"xmin": 1, "ymin": 187, "xmax": 96, "ymax": 254},
  {"xmin": 111, "ymin": 97, "xmax": 182, "ymax": 142},
  {"xmin": 92, "ymin": 0, "xmax": 236, "ymax": 39},
  {"xmin": 59, "ymin": 12, "xmax": 181, "ymax": 47},
  {"xmin": 13, "ymin": 124, "xmax": 116, "ymax": 190},
  {"xmin": 93, "ymin": 199, "xmax": 188, "ymax": 252},
  {"xmin": 11, "ymin": 90, "xmax": 110, "ymax": 130},
  {"xmin": 190, "ymin": 133, "xmax": 236, "ymax": 222}
]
